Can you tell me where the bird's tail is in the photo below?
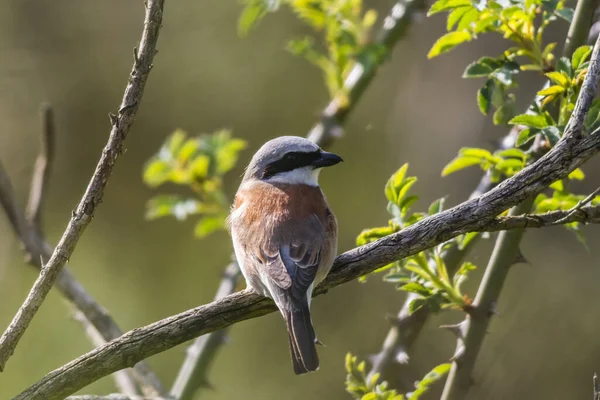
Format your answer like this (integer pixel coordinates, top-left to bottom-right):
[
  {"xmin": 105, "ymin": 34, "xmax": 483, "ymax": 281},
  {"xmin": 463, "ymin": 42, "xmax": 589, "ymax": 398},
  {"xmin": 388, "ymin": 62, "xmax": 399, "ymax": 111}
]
[{"xmin": 284, "ymin": 299, "xmax": 319, "ymax": 375}]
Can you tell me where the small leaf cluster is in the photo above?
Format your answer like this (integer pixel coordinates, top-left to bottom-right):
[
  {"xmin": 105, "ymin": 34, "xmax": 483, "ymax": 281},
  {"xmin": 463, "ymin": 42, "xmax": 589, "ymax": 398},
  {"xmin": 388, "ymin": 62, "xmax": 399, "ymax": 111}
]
[
  {"xmin": 509, "ymin": 45, "xmax": 597, "ymax": 146},
  {"xmin": 345, "ymin": 354, "xmax": 404, "ymax": 400},
  {"xmin": 238, "ymin": 0, "xmax": 383, "ymax": 103},
  {"xmin": 142, "ymin": 129, "xmax": 246, "ymax": 238},
  {"xmin": 428, "ymin": 0, "xmax": 573, "ymax": 124},
  {"xmin": 356, "ymin": 164, "xmax": 477, "ymax": 314},
  {"xmin": 345, "ymin": 353, "xmax": 451, "ymax": 400},
  {"xmin": 442, "ymin": 147, "xmax": 528, "ymax": 182},
  {"xmin": 534, "ymin": 173, "xmax": 600, "ymax": 241}
]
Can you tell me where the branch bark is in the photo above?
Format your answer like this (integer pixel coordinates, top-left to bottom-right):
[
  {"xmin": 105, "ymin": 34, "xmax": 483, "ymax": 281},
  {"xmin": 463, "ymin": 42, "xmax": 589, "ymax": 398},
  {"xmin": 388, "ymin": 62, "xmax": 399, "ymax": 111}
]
[
  {"xmin": 14, "ymin": 112, "xmax": 600, "ymax": 398},
  {"xmin": 0, "ymin": 0, "xmax": 166, "ymax": 390},
  {"xmin": 440, "ymin": 15, "xmax": 600, "ymax": 399}
]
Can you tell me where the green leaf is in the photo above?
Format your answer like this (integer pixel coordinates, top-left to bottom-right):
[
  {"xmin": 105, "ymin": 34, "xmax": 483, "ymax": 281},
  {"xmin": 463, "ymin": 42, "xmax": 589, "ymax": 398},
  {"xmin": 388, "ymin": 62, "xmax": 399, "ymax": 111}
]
[
  {"xmin": 400, "ymin": 282, "xmax": 432, "ymax": 297},
  {"xmin": 357, "ymin": 226, "xmax": 398, "ymax": 245},
  {"xmin": 509, "ymin": 114, "xmax": 550, "ymax": 129},
  {"xmin": 495, "ymin": 158, "xmax": 524, "ymax": 173},
  {"xmin": 428, "ymin": 31, "xmax": 472, "ymax": 58},
  {"xmin": 447, "ymin": 6, "xmax": 471, "ymax": 30},
  {"xmin": 408, "ymin": 298, "xmax": 427, "ymax": 314},
  {"xmin": 496, "ymin": 148, "xmax": 525, "ymax": 159},
  {"xmin": 189, "ymin": 155, "xmax": 210, "ymax": 179},
  {"xmin": 384, "ymin": 164, "xmax": 410, "ymax": 203},
  {"xmin": 477, "ymin": 79, "xmax": 493, "ymax": 114},
  {"xmin": 568, "ymin": 168, "xmax": 585, "ymax": 180},
  {"xmin": 545, "ymin": 71, "xmax": 570, "ymax": 87},
  {"xmin": 456, "ymin": 7, "xmax": 481, "ymax": 30},
  {"xmin": 428, "ymin": 197, "xmax": 446, "ymax": 215},
  {"xmin": 460, "ymin": 147, "xmax": 493, "ymax": 159},
  {"xmin": 441, "ymin": 156, "xmax": 482, "ymax": 176},
  {"xmin": 516, "ymin": 128, "xmax": 539, "ymax": 146},
  {"xmin": 555, "ymin": 7, "xmax": 574, "ymax": 23},
  {"xmin": 556, "ymin": 57, "xmax": 573, "ymax": 77},
  {"xmin": 537, "ymin": 85, "xmax": 565, "ymax": 96},
  {"xmin": 238, "ymin": 0, "xmax": 274, "ymax": 36},
  {"xmin": 540, "ymin": 126, "xmax": 561, "ymax": 146},
  {"xmin": 194, "ymin": 215, "xmax": 226, "ymax": 238},
  {"xmin": 143, "ymin": 159, "xmax": 171, "ymax": 187},
  {"xmin": 491, "ymin": 61, "xmax": 520, "ymax": 86},
  {"xmin": 463, "ymin": 57, "xmax": 504, "ymax": 78},
  {"xmin": 177, "ymin": 139, "xmax": 199, "ymax": 163},
  {"xmin": 166, "ymin": 129, "xmax": 187, "ymax": 156},
  {"xmin": 428, "ymin": 0, "xmax": 472, "ymax": 15},
  {"xmin": 572, "ymin": 45, "xmax": 592, "ymax": 70},
  {"xmin": 493, "ymin": 102, "xmax": 516, "ymax": 125}
]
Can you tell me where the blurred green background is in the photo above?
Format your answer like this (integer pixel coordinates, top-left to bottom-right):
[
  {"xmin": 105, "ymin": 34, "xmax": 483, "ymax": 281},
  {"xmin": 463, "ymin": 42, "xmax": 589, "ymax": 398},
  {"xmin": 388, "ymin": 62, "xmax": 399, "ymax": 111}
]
[{"xmin": 0, "ymin": 1, "xmax": 599, "ymax": 399}]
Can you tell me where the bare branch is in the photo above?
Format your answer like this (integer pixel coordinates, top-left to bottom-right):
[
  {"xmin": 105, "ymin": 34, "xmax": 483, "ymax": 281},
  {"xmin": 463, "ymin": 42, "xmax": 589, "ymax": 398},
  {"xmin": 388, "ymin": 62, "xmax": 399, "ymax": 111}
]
[
  {"xmin": 554, "ymin": 186, "xmax": 600, "ymax": 224},
  {"xmin": 14, "ymin": 113, "xmax": 600, "ymax": 399},
  {"xmin": 25, "ymin": 103, "xmax": 55, "ymax": 232},
  {"xmin": 0, "ymin": 0, "xmax": 165, "ymax": 382}
]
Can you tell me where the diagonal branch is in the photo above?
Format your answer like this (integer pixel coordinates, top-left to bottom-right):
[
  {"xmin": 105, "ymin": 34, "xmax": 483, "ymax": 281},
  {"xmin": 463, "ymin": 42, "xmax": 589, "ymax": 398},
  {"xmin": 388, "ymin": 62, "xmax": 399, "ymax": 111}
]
[
  {"xmin": 14, "ymin": 108, "xmax": 600, "ymax": 399},
  {"xmin": 441, "ymin": 13, "xmax": 600, "ymax": 399},
  {"xmin": 0, "ymin": 0, "xmax": 165, "ymax": 381}
]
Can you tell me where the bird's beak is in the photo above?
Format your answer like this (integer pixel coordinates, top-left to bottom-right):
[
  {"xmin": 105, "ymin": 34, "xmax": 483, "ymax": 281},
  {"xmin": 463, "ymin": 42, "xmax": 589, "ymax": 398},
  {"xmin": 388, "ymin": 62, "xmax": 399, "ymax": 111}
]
[{"xmin": 313, "ymin": 151, "xmax": 343, "ymax": 168}]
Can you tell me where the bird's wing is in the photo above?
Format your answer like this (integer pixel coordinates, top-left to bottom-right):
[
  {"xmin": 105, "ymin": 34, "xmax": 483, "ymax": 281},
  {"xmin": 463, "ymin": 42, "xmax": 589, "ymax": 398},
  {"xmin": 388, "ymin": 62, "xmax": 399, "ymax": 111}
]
[{"xmin": 258, "ymin": 213, "xmax": 326, "ymax": 303}]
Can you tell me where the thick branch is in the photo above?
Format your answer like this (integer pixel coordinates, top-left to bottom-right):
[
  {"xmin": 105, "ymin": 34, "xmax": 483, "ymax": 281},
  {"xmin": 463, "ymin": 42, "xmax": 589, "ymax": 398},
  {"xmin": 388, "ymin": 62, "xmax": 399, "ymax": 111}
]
[
  {"xmin": 0, "ymin": 0, "xmax": 165, "ymax": 380},
  {"xmin": 14, "ymin": 117, "xmax": 600, "ymax": 399},
  {"xmin": 441, "ymin": 10, "xmax": 600, "ymax": 398}
]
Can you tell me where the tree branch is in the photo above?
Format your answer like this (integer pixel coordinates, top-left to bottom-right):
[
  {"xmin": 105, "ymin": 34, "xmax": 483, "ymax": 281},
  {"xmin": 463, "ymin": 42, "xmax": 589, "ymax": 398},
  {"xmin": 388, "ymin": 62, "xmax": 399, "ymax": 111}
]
[
  {"xmin": 14, "ymin": 103, "xmax": 600, "ymax": 399},
  {"xmin": 440, "ymin": 9, "xmax": 600, "ymax": 398},
  {"xmin": 25, "ymin": 103, "xmax": 55, "ymax": 232},
  {"xmin": 0, "ymin": 0, "xmax": 165, "ymax": 386},
  {"xmin": 366, "ymin": 131, "xmax": 517, "ymax": 381},
  {"xmin": 168, "ymin": 1, "xmax": 426, "ymax": 397}
]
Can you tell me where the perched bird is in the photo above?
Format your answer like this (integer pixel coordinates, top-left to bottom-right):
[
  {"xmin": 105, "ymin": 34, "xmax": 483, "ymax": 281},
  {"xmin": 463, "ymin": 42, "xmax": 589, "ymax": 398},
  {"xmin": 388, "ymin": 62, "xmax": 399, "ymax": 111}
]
[{"xmin": 228, "ymin": 136, "xmax": 342, "ymax": 374}]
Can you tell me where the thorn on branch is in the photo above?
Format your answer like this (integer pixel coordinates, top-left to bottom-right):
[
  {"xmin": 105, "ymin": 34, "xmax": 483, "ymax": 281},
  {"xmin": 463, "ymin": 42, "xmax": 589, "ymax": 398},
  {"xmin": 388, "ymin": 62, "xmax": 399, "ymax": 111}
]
[{"xmin": 512, "ymin": 248, "xmax": 530, "ymax": 266}]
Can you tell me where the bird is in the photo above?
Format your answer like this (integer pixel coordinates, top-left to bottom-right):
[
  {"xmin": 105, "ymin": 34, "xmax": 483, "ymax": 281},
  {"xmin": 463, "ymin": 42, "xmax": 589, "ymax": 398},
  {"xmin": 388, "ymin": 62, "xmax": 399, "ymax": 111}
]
[{"xmin": 228, "ymin": 136, "xmax": 342, "ymax": 374}]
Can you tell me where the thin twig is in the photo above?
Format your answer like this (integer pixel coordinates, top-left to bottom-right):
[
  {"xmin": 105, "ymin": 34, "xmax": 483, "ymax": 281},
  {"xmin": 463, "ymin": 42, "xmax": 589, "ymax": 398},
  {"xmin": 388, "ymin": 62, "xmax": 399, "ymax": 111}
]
[
  {"xmin": 168, "ymin": 1, "xmax": 426, "ymax": 397},
  {"xmin": 14, "ymin": 117, "xmax": 600, "ymax": 399},
  {"xmin": 25, "ymin": 103, "xmax": 55, "ymax": 232},
  {"xmin": 554, "ymin": 186, "xmax": 600, "ymax": 224},
  {"xmin": 0, "ymin": 0, "xmax": 165, "ymax": 379}
]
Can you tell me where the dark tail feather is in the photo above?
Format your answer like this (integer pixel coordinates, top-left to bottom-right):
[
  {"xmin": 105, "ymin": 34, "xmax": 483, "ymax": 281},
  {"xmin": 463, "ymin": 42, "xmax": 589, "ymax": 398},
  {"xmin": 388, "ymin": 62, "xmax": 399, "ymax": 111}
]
[{"xmin": 284, "ymin": 302, "xmax": 319, "ymax": 375}]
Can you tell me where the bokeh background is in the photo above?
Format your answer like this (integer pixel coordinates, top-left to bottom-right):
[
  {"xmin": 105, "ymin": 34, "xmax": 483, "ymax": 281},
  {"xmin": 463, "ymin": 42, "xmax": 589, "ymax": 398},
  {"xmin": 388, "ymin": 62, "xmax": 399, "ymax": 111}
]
[{"xmin": 0, "ymin": 1, "xmax": 599, "ymax": 399}]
